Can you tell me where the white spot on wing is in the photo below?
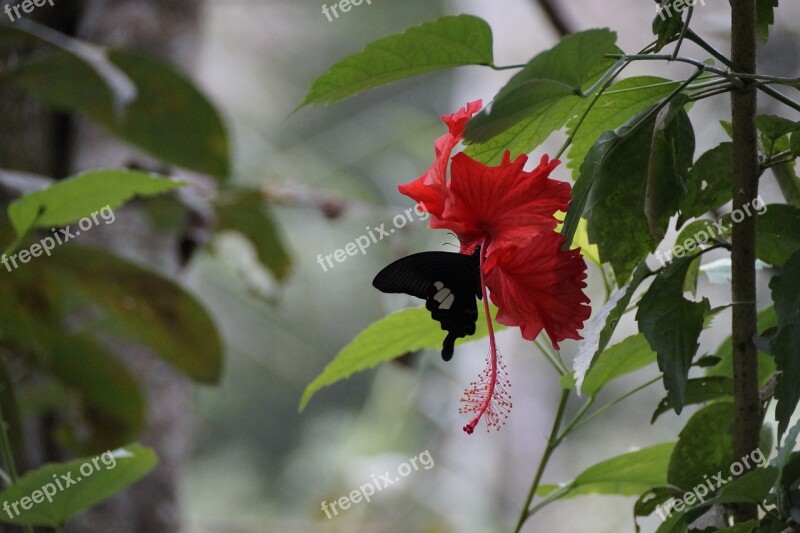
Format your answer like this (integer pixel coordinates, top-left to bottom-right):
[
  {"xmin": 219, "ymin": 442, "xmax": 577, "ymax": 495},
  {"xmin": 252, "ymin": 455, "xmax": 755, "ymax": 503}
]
[
  {"xmin": 440, "ymin": 294, "xmax": 455, "ymax": 310},
  {"xmin": 434, "ymin": 287, "xmax": 452, "ymax": 303}
]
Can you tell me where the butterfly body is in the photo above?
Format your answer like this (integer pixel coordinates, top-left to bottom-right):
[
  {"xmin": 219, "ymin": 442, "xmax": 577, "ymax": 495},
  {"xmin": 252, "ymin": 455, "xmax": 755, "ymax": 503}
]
[{"xmin": 372, "ymin": 250, "xmax": 481, "ymax": 361}]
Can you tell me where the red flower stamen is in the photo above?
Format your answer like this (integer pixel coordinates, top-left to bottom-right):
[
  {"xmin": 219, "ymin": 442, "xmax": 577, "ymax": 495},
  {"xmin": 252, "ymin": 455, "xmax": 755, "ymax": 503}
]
[{"xmin": 460, "ymin": 244, "xmax": 512, "ymax": 434}]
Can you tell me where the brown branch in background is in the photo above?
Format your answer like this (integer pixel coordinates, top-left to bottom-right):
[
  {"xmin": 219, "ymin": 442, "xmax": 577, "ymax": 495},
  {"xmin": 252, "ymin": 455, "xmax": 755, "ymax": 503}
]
[
  {"xmin": 261, "ymin": 184, "xmax": 351, "ymax": 220},
  {"xmin": 533, "ymin": 0, "xmax": 576, "ymax": 36}
]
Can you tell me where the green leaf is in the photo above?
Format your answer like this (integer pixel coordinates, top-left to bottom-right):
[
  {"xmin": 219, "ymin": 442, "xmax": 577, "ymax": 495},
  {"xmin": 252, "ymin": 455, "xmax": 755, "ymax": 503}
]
[
  {"xmin": 668, "ymin": 401, "xmax": 734, "ymax": 491},
  {"xmin": 562, "ymin": 333, "xmax": 655, "ymax": 396},
  {"xmin": 635, "ymin": 485, "xmax": 681, "ymax": 517},
  {"xmin": 678, "ymin": 143, "xmax": 733, "ymax": 225},
  {"xmin": 636, "ymin": 255, "xmax": 710, "ymax": 413},
  {"xmin": 0, "ymin": 443, "xmax": 157, "ymax": 527},
  {"xmin": 214, "ymin": 191, "xmax": 292, "ymax": 282},
  {"xmin": 566, "ymin": 76, "xmax": 680, "ymax": 176},
  {"xmin": 720, "ymin": 120, "xmax": 733, "ymax": 138},
  {"xmin": 756, "ymin": 0, "xmax": 779, "ymax": 42},
  {"xmin": 652, "ymin": 0, "xmax": 686, "ymax": 52},
  {"xmin": 776, "ymin": 419, "xmax": 800, "ymax": 512},
  {"xmin": 300, "ymin": 15, "xmax": 493, "ymax": 107},
  {"xmin": 566, "ymin": 100, "xmax": 691, "ymax": 281},
  {"xmin": 791, "ymin": 132, "xmax": 800, "ymax": 158},
  {"xmin": 769, "ymin": 249, "xmax": 800, "ymax": 438},
  {"xmin": 651, "ymin": 376, "xmax": 732, "ymax": 423},
  {"xmin": 772, "ymin": 162, "xmax": 800, "ymax": 208},
  {"xmin": 7, "ymin": 169, "xmax": 181, "ymax": 244},
  {"xmin": 46, "ymin": 335, "xmax": 145, "ymax": 452},
  {"xmin": 464, "ymin": 94, "xmax": 590, "ymax": 165},
  {"xmin": 756, "ymin": 115, "xmax": 800, "ymax": 156},
  {"xmin": 45, "ymin": 246, "xmax": 223, "ymax": 384},
  {"xmin": 756, "ymin": 204, "xmax": 800, "ymax": 266},
  {"xmin": 655, "ymin": 510, "xmax": 689, "ymax": 533},
  {"xmin": 645, "ymin": 95, "xmax": 694, "ymax": 240},
  {"xmin": 464, "ymin": 29, "xmax": 618, "ymax": 145},
  {"xmin": 537, "ymin": 442, "xmax": 674, "ymax": 499},
  {"xmin": 300, "ymin": 304, "xmax": 503, "ymax": 410},
  {"xmin": 711, "ymin": 467, "xmax": 778, "ymax": 505},
  {"xmin": 5, "ymin": 50, "xmax": 230, "ymax": 177}
]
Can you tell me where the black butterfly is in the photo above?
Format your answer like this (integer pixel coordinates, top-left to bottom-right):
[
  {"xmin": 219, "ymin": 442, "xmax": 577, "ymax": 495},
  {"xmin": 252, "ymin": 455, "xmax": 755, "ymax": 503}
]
[{"xmin": 372, "ymin": 249, "xmax": 481, "ymax": 361}]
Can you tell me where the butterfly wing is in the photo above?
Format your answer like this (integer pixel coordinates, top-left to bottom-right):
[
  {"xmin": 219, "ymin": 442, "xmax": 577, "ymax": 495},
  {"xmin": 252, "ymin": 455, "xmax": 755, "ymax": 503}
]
[{"xmin": 372, "ymin": 251, "xmax": 481, "ymax": 361}]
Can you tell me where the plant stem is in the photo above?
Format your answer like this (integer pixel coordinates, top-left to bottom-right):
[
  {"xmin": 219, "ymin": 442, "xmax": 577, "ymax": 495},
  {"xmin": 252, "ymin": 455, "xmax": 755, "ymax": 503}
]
[
  {"xmin": 730, "ymin": 0, "xmax": 761, "ymax": 523},
  {"xmin": 535, "ymin": 339, "xmax": 568, "ymax": 375},
  {"xmin": 686, "ymin": 29, "xmax": 800, "ymax": 113},
  {"xmin": 687, "ymin": 84, "xmax": 736, "ymax": 102},
  {"xmin": 569, "ymin": 376, "xmax": 661, "ymax": 432},
  {"xmin": 671, "ymin": 5, "xmax": 693, "ymax": 60},
  {"xmin": 514, "ymin": 388, "xmax": 570, "ymax": 533}
]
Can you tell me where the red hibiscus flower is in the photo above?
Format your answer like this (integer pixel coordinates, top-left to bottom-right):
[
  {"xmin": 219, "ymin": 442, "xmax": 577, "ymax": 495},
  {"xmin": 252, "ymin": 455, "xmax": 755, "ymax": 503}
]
[
  {"xmin": 433, "ymin": 151, "xmax": 570, "ymax": 257},
  {"xmin": 397, "ymin": 102, "xmax": 591, "ymax": 435}
]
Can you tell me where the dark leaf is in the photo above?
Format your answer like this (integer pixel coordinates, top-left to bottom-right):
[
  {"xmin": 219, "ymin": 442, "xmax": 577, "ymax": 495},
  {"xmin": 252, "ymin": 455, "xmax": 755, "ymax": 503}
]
[
  {"xmin": 756, "ymin": 204, "xmax": 800, "ymax": 266},
  {"xmin": 565, "ymin": 76, "xmax": 680, "ymax": 177},
  {"xmin": 44, "ymin": 246, "xmax": 223, "ymax": 384},
  {"xmin": 755, "ymin": 115, "xmax": 800, "ymax": 156},
  {"xmin": 678, "ymin": 143, "xmax": 733, "ymax": 226},
  {"xmin": 769, "ymin": 251, "xmax": 800, "ymax": 438},
  {"xmin": 756, "ymin": 0, "xmax": 779, "ymax": 42},
  {"xmin": 46, "ymin": 335, "xmax": 145, "ymax": 452},
  {"xmin": 652, "ymin": 0, "xmax": 685, "ymax": 52},
  {"xmin": 645, "ymin": 95, "xmax": 693, "ymax": 240},
  {"xmin": 651, "ymin": 377, "xmax": 732, "ymax": 423},
  {"xmin": 637, "ymin": 255, "xmax": 710, "ymax": 412},
  {"xmin": 668, "ymin": 401, "xmax": 734, "ymax": 491},
  {"xmin": 4, "ymin": 50, "xmax": 230, "ymax": 177}
]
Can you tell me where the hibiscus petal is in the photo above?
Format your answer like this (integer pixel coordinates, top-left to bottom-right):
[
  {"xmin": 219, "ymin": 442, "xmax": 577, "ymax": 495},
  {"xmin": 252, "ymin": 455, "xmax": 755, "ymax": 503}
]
[
  {"xmin": 484, "ymin": 232, "xmax": 591, "ymax": 349},
  {"xmin": 438, "ymin": 151, "xmax": 571, "ymax": 255},
  {"xmin": 398, "ymin": 100, "xmax": 482, "ymax": 220}
]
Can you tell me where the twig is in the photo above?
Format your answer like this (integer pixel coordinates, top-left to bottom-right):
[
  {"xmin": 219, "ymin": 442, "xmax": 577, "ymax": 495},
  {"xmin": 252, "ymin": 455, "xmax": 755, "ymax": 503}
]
[{"xmin": 532, "ymin": 0, "xmax": 575, "ymax": 36}]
